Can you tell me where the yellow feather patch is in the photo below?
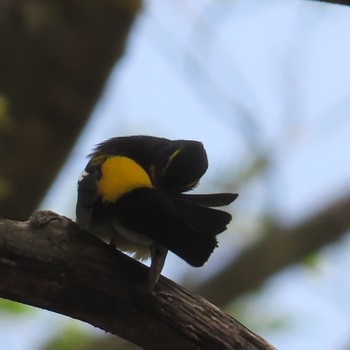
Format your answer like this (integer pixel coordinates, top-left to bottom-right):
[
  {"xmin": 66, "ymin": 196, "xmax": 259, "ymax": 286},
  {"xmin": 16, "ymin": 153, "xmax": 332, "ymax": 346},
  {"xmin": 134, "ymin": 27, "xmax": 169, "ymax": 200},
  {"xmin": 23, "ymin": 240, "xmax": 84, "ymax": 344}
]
[{"xmin": 98, "ymin": 156, "xmax": 152, "ymax": 202}]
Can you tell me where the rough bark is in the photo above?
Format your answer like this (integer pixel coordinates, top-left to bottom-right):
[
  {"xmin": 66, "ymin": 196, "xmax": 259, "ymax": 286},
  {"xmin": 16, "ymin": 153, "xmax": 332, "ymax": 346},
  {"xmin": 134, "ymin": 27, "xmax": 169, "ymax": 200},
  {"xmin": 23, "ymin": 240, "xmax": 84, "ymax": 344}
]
[{"xmin": 0, "ymin": 210, "xmax": 276, "ymax": 350}]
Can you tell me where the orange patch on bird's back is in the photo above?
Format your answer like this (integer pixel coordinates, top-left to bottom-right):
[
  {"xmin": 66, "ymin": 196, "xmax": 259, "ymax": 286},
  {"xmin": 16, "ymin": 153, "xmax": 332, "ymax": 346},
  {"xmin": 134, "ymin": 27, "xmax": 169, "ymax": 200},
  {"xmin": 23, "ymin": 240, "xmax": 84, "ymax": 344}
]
[{"xmin": 98, "ymin": 156, "xmax": 152, "ymax": 202}]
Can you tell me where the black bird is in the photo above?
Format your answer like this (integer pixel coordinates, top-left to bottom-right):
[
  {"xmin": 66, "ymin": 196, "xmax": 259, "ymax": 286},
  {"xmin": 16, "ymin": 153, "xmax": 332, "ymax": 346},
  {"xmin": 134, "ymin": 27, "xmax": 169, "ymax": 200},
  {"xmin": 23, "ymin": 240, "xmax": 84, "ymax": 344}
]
[{"xmin": 76, "ymin": 135, "xmax": 238, "ymax": 288}]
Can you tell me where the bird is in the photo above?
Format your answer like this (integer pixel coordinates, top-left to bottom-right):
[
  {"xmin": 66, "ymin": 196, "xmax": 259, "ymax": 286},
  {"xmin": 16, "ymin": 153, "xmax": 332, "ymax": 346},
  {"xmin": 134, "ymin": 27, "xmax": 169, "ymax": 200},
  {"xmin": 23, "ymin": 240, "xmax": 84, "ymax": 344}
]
[{"xmin": 76, "ymin": 135, "xmax": 238, "ymax": 288}]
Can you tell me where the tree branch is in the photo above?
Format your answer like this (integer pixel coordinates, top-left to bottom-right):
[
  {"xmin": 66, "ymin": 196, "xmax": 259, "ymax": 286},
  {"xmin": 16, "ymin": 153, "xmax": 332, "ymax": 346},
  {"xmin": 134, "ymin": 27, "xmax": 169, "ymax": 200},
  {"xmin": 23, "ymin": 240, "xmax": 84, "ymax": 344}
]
[
  {"xmin": 0, "ymin": 211, "xmax": 276, "ymax": 350},
  {"xmin": 311, "ymin": 0, "xmax": 350, "ymax": 6},
  {"xmin": 195, "ymin": 194, "xmax": 350, "ymax": 306}
]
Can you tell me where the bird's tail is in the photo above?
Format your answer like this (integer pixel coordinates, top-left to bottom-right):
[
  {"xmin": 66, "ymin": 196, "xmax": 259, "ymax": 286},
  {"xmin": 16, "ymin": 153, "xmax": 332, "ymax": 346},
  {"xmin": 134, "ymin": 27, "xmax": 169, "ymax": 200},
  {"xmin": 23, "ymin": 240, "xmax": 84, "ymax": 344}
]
[{"xmin": 167, "ymin": 193, "xmax": 237, "ymax": 266}]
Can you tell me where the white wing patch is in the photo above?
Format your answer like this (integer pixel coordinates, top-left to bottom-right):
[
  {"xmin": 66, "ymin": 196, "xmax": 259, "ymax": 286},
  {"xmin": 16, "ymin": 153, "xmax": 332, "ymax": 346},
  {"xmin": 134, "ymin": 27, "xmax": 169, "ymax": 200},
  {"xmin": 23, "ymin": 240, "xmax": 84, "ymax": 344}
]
[{"xmin": 78, "ymin": 170, "xmax": 89, "ymax": 183}]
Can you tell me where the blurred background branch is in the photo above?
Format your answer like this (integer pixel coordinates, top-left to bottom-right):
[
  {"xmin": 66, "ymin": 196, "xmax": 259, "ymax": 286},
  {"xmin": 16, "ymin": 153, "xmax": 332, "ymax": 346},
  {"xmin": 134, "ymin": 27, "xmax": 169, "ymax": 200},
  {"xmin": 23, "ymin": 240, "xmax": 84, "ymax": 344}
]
[
  {"xmin": 0, "ymin": 0, "xmax": 141, "ymax": 220},
  {"xmin": 313, "ymin": 0, "xmax": 350, "ymax": 5},
  {"xmin": 194, "ymin": 193, "xmax": 350, "ymax": 305}
]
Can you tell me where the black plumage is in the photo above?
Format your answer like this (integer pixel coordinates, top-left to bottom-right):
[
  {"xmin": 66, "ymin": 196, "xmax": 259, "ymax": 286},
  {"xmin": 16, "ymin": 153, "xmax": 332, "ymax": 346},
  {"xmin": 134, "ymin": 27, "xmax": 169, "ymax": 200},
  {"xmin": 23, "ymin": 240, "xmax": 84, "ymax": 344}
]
[{"xmin": 76, "ymin": 135, "xmax": 238, "ymax": 287}]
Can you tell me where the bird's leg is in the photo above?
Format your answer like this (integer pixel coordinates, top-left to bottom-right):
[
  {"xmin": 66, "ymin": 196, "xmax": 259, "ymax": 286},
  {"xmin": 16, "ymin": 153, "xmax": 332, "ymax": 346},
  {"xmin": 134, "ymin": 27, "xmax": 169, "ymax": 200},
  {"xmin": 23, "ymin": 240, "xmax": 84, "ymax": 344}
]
[{"xmin": 148, "ymin": 243, "xmax": 168, "ymax": 289}]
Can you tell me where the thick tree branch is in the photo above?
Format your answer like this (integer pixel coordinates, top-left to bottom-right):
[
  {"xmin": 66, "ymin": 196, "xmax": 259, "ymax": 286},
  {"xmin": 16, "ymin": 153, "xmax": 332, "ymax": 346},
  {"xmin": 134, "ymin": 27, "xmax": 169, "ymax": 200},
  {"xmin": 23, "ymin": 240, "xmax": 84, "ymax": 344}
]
[
  {"xmin": 195, "ymin": 194, "xmax": 350, "ymax": 306},
  {"xmin": 0, "ymin": 211, "xmax": 276, "ymax": 350}
]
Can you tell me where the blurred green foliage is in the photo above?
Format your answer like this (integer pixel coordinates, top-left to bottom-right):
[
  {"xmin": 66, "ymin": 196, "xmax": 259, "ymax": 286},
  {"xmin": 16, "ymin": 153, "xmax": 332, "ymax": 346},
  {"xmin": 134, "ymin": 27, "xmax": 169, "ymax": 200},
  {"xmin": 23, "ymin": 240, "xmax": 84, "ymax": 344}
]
[
  {"xmin": 41, "ymin": 325, "xmax": 92, "ymax": 350},
  {"xmin": 0, "ymin": 298, "xmax": 34, "ymax": 315}
]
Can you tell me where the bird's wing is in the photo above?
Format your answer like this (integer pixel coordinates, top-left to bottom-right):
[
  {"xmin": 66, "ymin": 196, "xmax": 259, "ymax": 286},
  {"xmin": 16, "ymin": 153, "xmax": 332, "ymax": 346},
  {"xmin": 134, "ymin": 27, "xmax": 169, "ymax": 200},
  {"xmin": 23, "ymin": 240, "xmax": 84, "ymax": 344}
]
[
  {"xmin": 112, "ymin": 188, "xmax": 232, "ymax": 267},
  {"xmin": 76, "ymin": 167, "xmax": 99, "ymax": 228}
]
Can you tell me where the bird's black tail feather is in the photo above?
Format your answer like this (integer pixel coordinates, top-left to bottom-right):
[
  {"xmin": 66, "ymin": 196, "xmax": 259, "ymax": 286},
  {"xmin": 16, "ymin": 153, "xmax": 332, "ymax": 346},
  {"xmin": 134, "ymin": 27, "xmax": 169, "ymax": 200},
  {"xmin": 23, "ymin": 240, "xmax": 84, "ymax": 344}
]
[
  {"xmin": 113, "ymin": 188, "xmax": 237, "ymax": 267},
  {"xmin": 168, "ymin": 195, "xmax": 233, "ymax": 266},
  {"xmin": 177, "ymin": 192, "xmax": 238, "ymax": 207}
]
